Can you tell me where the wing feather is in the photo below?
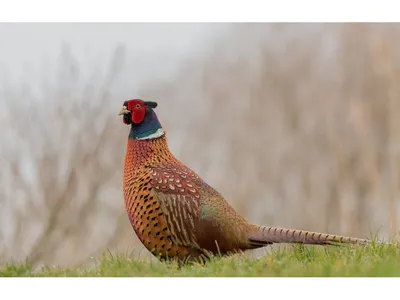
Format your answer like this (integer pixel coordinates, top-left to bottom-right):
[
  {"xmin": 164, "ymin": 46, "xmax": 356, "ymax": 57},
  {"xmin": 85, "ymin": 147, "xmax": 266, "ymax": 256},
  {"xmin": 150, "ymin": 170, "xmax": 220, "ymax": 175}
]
[{"xmin": 149, "ymin": 166, "xmax": 202, "ymax": 249}]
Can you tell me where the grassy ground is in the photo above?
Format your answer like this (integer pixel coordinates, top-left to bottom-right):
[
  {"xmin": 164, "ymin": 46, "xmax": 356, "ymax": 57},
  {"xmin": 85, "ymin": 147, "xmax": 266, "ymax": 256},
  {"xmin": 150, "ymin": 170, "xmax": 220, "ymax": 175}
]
[{"xmin": 2, "ymin": 241, "xmax": 400, "ymax": 277}]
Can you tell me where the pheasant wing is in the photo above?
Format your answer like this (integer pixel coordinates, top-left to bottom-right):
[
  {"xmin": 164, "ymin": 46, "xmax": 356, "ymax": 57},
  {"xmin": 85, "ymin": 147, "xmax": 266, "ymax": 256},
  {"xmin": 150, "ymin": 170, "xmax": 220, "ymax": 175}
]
[{"xmin": 148, "ymin": 166, "xmax": 203, "ymax": 249}]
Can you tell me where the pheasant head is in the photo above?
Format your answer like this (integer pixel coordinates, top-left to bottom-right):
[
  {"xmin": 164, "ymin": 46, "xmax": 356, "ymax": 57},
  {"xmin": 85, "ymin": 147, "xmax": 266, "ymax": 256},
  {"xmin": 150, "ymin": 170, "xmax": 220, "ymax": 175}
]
[{"xmin": 118, "ymin": 99, "xmax": 164, "ymax": 140}]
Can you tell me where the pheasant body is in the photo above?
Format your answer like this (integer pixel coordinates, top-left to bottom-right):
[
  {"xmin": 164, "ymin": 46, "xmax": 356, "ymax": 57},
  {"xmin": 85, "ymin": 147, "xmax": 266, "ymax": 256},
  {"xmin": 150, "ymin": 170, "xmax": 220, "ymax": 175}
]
[
  {"xmin": 120, "ymin": 99, "xmax": 370, "ymax": 263},
  {"xmin": 123, "ymin": 136, "xmax": 253, "ymax": 262}
]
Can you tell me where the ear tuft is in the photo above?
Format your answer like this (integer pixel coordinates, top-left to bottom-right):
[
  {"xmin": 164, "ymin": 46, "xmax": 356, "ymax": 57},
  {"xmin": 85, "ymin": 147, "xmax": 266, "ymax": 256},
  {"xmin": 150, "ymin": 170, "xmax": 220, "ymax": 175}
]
[{"xmin": 144, "ymin": 101, "xmax": 158, "ymax": 109}]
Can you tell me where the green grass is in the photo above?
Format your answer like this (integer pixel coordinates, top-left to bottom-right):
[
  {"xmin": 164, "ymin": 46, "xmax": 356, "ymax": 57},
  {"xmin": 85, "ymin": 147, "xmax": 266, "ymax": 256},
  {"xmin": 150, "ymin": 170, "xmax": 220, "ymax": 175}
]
[{"xmin": 1, "ymin": 242, "xmax": 400, "ymax": 277}]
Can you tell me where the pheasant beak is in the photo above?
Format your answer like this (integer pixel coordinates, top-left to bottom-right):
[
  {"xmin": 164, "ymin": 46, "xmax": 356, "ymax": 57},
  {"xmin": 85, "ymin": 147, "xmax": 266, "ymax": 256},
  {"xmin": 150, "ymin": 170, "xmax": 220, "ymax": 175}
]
[{"xmin": 118, "ymin": 106, "xmax": 130, "ymax": 116}]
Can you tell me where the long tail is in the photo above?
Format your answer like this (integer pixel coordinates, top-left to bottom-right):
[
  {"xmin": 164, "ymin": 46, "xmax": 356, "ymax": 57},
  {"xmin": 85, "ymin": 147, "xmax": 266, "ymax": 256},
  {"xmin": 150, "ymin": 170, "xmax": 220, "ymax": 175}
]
[{"xmin": 248, "ymin": 225, "xmax": 370, "ymax": 248}]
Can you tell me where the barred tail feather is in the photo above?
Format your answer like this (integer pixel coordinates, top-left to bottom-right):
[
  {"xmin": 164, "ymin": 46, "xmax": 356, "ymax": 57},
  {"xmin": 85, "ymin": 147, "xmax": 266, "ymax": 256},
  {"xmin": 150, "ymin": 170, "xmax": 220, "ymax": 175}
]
[{"xmin": 248, "ymin": 225, "xmax": 370, "ymax": 248}]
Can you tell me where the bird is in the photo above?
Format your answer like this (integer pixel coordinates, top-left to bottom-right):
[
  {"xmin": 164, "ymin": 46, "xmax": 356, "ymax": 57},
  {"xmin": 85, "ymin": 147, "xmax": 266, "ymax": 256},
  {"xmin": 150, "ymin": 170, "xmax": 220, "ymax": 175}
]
[{"xmin": 119, "ymin": 99, "xmax": 370, "ymax": 264}]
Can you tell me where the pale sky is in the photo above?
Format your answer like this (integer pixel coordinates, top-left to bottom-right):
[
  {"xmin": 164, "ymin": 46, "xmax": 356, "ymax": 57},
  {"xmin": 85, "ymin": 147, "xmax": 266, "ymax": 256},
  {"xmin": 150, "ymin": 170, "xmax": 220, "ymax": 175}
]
[{"xmin": 0, "ymin": 23, "xmax": 230, "ymax": 91}]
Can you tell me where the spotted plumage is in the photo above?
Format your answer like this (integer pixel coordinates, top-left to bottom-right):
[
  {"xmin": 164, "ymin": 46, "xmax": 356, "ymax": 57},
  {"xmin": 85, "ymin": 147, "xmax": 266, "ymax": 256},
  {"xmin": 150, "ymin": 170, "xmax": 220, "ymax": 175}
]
[{"xmin": 119, "ymin": 99, "xmax": 370, "ymax": 264}]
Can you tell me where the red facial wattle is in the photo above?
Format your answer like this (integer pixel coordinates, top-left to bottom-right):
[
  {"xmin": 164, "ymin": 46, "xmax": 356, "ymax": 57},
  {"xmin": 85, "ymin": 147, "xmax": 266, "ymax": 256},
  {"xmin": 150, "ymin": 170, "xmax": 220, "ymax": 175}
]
[
  {"xmin": 127, "ymin": 100, "xmax": 146, "ymax": 124},
  {"xmin": 132, "ymin": 108, "xmax": 146, "ymax": 124}
]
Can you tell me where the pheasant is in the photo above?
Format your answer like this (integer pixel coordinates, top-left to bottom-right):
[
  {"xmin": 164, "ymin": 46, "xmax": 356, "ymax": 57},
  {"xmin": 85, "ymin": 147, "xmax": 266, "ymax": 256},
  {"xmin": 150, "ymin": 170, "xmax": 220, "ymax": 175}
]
[{"xmin": 119, "ymin": 99, "xmax": 370, "ymax": 263}]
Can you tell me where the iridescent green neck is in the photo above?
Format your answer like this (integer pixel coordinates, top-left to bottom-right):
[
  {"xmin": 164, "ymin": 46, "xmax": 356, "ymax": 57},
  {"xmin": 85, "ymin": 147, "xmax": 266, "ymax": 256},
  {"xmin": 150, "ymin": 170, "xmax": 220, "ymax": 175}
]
[
  {"xmin": 130, "ymin": 126, "xmax": 165, "ymax": 140},
  {"xmin": 129, "ymin": 108, "xmax": 164, "ymax": 140}
]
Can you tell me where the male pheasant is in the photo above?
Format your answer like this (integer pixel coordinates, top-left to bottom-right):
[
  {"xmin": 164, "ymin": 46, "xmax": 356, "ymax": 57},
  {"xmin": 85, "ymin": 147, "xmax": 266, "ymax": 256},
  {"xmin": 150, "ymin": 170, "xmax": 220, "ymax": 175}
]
[{"xmin": 119, "ymin": 99, "xmax": 369, "ymax": 263}]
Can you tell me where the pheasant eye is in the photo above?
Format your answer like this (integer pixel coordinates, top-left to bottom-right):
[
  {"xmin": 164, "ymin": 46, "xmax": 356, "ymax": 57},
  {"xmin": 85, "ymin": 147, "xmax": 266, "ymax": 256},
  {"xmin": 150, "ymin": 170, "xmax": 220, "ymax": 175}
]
[{"xmin": 135, "ymin": 104, "xmax": 141, "ymax": 109}]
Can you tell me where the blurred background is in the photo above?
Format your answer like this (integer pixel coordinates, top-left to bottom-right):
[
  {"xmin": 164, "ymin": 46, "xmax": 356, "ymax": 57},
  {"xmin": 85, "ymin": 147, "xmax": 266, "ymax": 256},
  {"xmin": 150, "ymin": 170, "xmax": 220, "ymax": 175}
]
[{"xmin": 0, "ymin": 23, "xmax": 399, "ymax": 268}]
